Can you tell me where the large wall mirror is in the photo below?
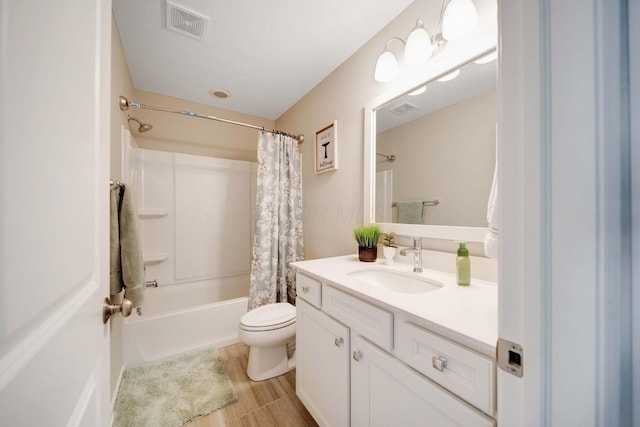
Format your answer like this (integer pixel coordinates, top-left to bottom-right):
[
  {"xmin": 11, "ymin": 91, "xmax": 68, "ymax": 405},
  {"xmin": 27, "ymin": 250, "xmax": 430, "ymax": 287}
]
[{"xmin": 364, "ymin": 48, "xmax": 496, "ymax": 242}]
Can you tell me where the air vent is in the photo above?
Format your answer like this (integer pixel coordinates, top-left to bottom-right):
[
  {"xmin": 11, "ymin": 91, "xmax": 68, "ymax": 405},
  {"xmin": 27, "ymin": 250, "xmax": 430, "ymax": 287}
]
[
  {"xmin": 389, "ymin": 102, "xmax": 419, "ymax": 116},
  {"xmin": 166, "ymin": 0, "xmax": 209, "ymax": 41}
]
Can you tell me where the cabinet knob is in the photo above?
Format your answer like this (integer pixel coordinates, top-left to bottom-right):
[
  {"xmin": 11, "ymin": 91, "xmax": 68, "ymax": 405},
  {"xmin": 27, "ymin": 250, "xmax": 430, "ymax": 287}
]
[
  {"xmin": 353, "ymin": 350, "xmax": 363, "ymax": 362},
  {"xmin": 334, "ymin": 337, "xmax": 344, "ymax": 347},
  {"xmin": 302, "ymin": 286, "xmax": 310, "ymax": 293},
  {"xmin": 432, "ymin": 355, "xmax": 447, "ymax": 372}
]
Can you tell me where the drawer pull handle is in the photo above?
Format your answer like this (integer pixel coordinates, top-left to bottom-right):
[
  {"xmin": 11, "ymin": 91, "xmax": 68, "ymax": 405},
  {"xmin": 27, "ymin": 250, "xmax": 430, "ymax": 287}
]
[
  {"xmin": 335, "ymin": 337, "xmax": 344, "ymax": 347},
  {"xmin": 432, "ymin": 356, "xmax": 447, "ymax": 372},
  {"xmin": 353, "ymin": 351, "xmax": 363, "ymax": 362},
  {"xmin": 302, "ymin": 286, "xmax": 310, "ymax": 293}
]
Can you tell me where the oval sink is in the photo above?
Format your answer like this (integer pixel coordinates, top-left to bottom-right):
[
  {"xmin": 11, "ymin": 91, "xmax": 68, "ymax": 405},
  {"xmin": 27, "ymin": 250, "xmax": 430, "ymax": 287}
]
[{"xmin": 348, "ymin": 269, "xmax": 442, "ymax": 294}]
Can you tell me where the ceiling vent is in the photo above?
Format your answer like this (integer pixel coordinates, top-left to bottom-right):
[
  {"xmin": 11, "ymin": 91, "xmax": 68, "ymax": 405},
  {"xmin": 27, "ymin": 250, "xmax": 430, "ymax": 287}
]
[
  {"xmin": 389, "ymin": 102, "xmax": 419, "ymax": 116},
  {"xmin": 166, "ymin": 1, "xmax": 209, "ymax": 41}
]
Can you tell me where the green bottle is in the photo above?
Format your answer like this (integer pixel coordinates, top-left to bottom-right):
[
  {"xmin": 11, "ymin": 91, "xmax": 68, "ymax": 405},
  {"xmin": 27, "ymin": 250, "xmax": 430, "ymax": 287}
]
[{"xmin": 456, "ymin": 242, "xmax": 470, "ymax": 286}]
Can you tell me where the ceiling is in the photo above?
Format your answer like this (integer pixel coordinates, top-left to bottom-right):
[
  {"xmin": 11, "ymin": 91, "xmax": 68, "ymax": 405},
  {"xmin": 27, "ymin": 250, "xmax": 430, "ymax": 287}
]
[{"xmin": 113, "ymin": 0, "xmax": 415, "ymax": 120}]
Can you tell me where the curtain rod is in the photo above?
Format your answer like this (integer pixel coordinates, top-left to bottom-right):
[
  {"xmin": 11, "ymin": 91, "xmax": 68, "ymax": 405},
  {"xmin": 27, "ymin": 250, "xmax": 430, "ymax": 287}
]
[{"xmin": 119, "ymin": 96, "xmax": 304, "ymax": 144}]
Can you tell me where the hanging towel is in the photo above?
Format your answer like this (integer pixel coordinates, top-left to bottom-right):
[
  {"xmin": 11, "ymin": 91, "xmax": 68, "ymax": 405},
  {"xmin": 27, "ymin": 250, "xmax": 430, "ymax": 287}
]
[
  {"xmin": 398, "ymin": 201, "xmax": 423, "ymax": 224},
  {"xmin": 484, "ymin": 142, "xmax": 499, "ymax": 259},
  {"xmin": 110, "ymin": 183, "xmax": 145, "ymax": 307}
]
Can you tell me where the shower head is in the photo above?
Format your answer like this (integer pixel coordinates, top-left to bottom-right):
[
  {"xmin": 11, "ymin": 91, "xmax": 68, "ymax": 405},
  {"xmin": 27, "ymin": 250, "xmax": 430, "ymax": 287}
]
[
  {"xmin": 127, "ymin": 115, "xmax": 153, "ymax": 133},
  {"xmin": 376, "ymin": 152, "xmax": 396, "ymax": 162}
]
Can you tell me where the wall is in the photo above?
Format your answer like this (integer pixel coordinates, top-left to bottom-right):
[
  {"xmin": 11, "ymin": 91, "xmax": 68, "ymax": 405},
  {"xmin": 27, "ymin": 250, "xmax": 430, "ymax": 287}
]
[
  {"xmin": 125, "ymin": 90, "xmax": 275, "ymax": 162},
  {"xmin": 377, "ymin": 89, "xmax": 496, "ymax": 227},
  {"xmin": 276, "ymin": 0, "xmax": 497, "ymax": 259}
]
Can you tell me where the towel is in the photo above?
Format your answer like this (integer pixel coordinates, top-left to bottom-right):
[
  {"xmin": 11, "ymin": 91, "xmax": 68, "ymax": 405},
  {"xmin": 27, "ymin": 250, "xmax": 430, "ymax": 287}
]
[
  {"xmin": 110, "ymin": 183, "xmax": 145, "ymax": 306},
  {"xmin": 398, "ymin": 201, "xmax": 423, "ymax": 224},
  {"xmin": 484, "ymin": 144, "xmax": 499, "ymax": 259}
]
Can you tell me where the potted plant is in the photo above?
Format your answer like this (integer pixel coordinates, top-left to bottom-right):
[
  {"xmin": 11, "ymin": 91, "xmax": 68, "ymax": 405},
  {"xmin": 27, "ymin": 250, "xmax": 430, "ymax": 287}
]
[
  {"xmin": 381, "ymin": 232, "xmax": 397, "ymax": 265},
  {"xmin": 353, "ymin": 225, "xmax": 381, "ymax": 262}
]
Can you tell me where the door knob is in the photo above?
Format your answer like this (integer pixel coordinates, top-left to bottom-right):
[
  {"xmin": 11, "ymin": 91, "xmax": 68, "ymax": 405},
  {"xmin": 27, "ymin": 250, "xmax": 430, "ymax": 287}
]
[{"xmin": 103, "ymin": 297, "xmax": 133, "ymax": 324}]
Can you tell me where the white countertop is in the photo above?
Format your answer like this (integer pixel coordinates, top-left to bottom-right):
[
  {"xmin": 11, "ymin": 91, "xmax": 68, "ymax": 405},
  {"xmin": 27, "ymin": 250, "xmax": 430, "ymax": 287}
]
[{"xmin": 292, "ymin": 255, "xmax": 498, "ymax": 358}]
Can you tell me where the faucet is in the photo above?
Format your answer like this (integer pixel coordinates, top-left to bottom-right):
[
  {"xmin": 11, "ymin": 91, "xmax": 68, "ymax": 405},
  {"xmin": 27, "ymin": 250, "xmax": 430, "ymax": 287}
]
[{"xmin": 399, "ymin": 237, "xmax": 423, "ymax": 273}]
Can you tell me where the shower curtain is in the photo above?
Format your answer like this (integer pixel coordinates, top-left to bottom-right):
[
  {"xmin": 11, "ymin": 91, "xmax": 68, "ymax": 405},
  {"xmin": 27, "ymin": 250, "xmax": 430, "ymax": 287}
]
[{"xmin": 248, "ymin": 132, "xmax": 304, "ymax": 309}]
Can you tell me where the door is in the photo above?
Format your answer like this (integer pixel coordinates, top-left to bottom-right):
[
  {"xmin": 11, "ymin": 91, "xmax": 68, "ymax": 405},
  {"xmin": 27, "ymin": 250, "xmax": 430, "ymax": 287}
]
[
  {"xmin": 350, "ymin": 335, "xmax": 494, "ymax": 427},
  {"xmin": 499, "ymin": 0, "xmax": 631, "ymax": 425},
  {"xmin": 296, "ymin": 298, "xmax": 350, "ymax": 427},
  {"xmin": 0, "ymin": 0, "xmax": 112, "ymax": 426}
]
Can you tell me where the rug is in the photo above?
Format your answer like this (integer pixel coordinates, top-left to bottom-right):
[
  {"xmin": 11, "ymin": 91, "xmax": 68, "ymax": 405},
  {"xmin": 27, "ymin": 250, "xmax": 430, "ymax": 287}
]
[{"xmin": 113, "ymin": 346, "xmax": 238, "ymax": 427}]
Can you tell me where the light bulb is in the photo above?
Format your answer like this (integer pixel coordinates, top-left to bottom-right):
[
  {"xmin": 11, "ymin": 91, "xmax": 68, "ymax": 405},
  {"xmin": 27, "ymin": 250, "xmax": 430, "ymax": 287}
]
[
  {"xmin": 442, "ymin": 0, "xmax": 479, "ymax": 41},
  {"xmin": 374, "ymin": 50, "xmax": 399, "ymax": 82},
  {"xmin": 404, "ymin": 20, "xmax": 432, "ymax": 64}
]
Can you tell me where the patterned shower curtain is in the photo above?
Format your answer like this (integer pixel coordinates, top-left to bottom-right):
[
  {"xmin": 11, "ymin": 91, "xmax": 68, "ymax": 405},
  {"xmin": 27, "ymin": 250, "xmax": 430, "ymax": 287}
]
[{"xmin": 248, "ymin": 131, "xmax": 304, "ymax": 309}]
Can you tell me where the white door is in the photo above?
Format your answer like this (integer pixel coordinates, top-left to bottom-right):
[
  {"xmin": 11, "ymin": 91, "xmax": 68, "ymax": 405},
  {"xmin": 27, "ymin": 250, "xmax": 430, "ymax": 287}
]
[
  {"xmin": 350, "ymin": 335, "xmax": 494, "ymax": 427},
  {"xmin": 0, "ymin": 0, "xmax": 112, "ymax": 426},
  {"xmin": 296, "ymin": 298, "xmax": 350, "ymax": 427},
  {"xmin": 499, "ymin": 0, "xmax": 631, "ymax": 425}
]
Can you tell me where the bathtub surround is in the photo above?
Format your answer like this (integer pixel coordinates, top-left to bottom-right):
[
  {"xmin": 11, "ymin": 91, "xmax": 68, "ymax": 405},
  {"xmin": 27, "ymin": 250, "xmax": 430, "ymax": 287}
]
[
  {"xmin": 113, "ymin": 346, "xmax": 237, "ymax": 427},
  {"xmin": 110, "ymin": 182, "xmax": 145, "ymax": 306},
  {"xmin": 249, "ymin": 132, "xmax": 304, "ymax": 309}
]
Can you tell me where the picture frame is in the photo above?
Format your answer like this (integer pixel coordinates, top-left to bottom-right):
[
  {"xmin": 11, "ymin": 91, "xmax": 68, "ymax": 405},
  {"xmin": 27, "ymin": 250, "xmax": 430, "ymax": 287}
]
[{"xmin": 315, "ymin": 121, "xmax": 338, "ymax": 174}]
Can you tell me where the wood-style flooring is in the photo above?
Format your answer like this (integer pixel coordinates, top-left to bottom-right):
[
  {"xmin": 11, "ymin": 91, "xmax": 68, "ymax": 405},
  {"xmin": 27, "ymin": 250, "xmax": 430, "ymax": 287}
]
[{"xmin": 187, "ymin": 342, "xmax": 319, "ymax": 427}]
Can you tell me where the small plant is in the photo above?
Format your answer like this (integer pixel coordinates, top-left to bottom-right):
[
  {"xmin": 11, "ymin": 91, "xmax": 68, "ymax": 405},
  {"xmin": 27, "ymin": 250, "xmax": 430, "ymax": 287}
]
[
  {"xmin": 353, "ymin": 225, "xmax": 381, "ymax": 248},
  {"xmin": 381, "ymin": 232, "xmax": 396, "ymax": 247}
]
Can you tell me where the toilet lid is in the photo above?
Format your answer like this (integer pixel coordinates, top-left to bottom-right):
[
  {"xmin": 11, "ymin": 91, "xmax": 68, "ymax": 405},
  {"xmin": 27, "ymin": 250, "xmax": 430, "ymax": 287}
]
[{"xmin": 240, "ymin": 303, "xmax": 296, "ymax": 328}]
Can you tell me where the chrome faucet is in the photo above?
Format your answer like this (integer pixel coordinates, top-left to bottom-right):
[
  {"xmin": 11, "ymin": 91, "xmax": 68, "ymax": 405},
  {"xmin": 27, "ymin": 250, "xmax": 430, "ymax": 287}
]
[{"xmin": 399, "ymin": 237, "xmax": 423, "ymax": 273}]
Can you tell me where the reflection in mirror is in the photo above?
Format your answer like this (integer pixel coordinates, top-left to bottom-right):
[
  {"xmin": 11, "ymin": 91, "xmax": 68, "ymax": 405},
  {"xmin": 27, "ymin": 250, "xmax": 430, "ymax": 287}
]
[{"xmin": 375, "ymin": 50, "xmax": 496, "ymax": 228}]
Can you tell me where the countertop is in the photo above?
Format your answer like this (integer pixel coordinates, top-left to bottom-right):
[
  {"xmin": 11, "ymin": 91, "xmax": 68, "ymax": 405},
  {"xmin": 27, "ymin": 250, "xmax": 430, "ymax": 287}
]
[{"xmin": 292, "ymin": 255, "xmax": 498, "ymax": 358}]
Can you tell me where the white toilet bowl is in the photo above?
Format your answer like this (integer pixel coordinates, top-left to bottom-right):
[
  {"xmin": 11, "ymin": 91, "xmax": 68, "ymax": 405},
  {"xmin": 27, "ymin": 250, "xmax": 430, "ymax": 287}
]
[{"xmin": 238, "ymin": 302, "xmax": 296, "ymax": 381}]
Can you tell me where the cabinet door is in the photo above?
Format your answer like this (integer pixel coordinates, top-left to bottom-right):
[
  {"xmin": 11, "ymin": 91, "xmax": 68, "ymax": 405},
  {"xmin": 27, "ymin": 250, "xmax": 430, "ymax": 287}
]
[
  {"xmin": 351, "ymin": 336, "xmax": 495, "ymax": 427},
  {"xmin": 296, "ymin": 298, "xmax": 350, "ymax": 427}
]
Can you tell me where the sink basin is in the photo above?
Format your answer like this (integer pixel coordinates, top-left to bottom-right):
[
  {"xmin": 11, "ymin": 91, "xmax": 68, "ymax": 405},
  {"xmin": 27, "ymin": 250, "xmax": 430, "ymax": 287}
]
[{"xmin": 348, "ymin": 269, "xmax": 442, "ymax": 294}]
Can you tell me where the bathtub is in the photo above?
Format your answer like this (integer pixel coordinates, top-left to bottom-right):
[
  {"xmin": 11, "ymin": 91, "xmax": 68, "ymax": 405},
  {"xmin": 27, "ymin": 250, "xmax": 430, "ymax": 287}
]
[{"xmin": 122, "ymin": 275, "xmax": 249, "ymax": 366}]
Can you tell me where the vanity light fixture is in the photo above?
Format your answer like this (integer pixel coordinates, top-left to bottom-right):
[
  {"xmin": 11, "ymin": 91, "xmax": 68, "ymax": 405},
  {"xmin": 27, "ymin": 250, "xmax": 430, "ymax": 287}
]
[
  {"xmin": 373, "ymin": 0, "xmax": 479, "ymax": 83},
  {"xmin": 442, "ymin": 0, "xmax": 479, "ymax": 41},
  {"xmin": 374, "ymin": 38, "xmax": 404, "ymax": 82}
]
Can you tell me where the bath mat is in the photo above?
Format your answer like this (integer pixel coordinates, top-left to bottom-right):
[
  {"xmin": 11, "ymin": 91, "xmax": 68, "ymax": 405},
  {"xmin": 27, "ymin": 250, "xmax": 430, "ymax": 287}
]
[{"xmin": 113, "ymin": 346, "xmax": 238, "ymax": 427}]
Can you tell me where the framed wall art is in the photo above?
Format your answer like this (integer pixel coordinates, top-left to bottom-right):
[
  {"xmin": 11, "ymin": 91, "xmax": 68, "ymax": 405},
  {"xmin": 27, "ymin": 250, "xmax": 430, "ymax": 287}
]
[{"xmin": 315, "ymin": 121, "xmax": 338, "ymax": 174}]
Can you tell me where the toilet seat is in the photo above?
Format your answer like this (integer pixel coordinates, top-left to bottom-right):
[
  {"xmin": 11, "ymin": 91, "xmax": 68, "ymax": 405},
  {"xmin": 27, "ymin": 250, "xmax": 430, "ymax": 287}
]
[{"xmin": 240, "ymin": 302, "xmax": 296, "ymax": 332}]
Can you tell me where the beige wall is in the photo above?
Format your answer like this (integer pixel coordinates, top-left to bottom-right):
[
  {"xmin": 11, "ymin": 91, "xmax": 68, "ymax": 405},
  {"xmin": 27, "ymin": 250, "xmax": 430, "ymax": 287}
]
[
  {"xmin": 125, "ymin": 90, "xmax": 275, "ymax": 162},
  {"xmin": 276, "ymin": 0, "xmax": 497, "ymax": 259},
  {"xmin": 378, "ymin": 89, "xmax": 496, "ymax": 227}
]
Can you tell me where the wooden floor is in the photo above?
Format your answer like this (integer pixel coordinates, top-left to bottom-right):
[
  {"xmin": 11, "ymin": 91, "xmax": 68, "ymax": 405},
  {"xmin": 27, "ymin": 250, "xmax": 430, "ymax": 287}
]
[{"xmin": 187, "ymin": 342, "xmax": 319, "ymax": 427}]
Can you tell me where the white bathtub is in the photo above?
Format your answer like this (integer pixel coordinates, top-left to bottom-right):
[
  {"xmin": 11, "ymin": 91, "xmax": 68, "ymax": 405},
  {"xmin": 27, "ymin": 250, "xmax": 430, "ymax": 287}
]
[{"xmin": 122, "ymin": 276, "xmax": 249, "ymax": 366}]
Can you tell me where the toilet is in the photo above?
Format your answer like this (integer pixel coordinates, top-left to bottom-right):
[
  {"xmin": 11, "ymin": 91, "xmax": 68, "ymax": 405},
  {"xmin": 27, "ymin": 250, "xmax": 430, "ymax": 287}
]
[{"xmin": 238, "ymin": 302, "xmax": 296, "ymax": 381}]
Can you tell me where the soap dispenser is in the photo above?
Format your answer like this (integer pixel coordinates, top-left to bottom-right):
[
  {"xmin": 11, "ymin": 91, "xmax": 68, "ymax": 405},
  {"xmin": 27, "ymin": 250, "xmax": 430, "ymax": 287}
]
[{"xmin": 456, "ymin": 242, "xmax": 470, "ymax": 286}]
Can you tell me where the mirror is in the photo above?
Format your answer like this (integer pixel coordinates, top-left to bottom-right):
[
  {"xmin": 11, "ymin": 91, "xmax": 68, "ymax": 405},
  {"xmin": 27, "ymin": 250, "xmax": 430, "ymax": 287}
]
[{"xmin": 364, "ymin": 48, "xmax": 497, "ymax": 242}]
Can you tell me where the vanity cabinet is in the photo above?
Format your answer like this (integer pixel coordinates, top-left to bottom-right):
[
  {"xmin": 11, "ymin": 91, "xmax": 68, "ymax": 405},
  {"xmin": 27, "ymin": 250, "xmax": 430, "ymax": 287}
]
[{"xmin": 295, "ymin": 270, "xmax": 496, "ymax": 427}]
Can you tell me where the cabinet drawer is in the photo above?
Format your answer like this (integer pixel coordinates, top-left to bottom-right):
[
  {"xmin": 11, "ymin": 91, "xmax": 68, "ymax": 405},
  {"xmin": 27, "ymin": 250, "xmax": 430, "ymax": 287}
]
[
  {"xmin": 296, "ymin": 272, "xmax": 322, "ymax": 308},
  {"xmin": 322, "ymin": 285, "xmax": 392, "ymax": 351},
  {"xmin": 395, "ymin": 320, "xmax": 495, "ymax": 416}
]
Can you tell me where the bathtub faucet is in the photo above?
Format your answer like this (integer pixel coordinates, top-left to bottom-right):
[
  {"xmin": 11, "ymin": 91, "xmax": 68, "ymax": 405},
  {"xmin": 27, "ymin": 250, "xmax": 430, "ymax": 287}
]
[{"xmin": 399, "ymin": 237, "xmax": 423, "ymax": 273}]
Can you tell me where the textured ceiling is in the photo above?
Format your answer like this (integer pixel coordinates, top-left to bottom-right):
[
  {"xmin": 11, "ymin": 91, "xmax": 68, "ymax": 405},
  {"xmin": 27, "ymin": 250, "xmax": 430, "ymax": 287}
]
[{"xmin": 113, "ymin": 0, "xmax": 415, "ymax": 120}]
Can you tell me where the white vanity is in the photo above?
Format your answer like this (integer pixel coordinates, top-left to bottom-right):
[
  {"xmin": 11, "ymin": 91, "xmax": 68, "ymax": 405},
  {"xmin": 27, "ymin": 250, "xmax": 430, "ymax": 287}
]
[{"xmin": 292, "ymin": 255, "xmax": 497, "ymax": 427}]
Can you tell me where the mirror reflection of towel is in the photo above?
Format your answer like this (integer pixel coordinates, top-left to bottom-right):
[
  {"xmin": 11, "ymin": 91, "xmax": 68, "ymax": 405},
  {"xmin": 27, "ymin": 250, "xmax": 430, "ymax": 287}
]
[{"xmin": 398, "ymin": 201, "xmax": 423, "ymax": 224}]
